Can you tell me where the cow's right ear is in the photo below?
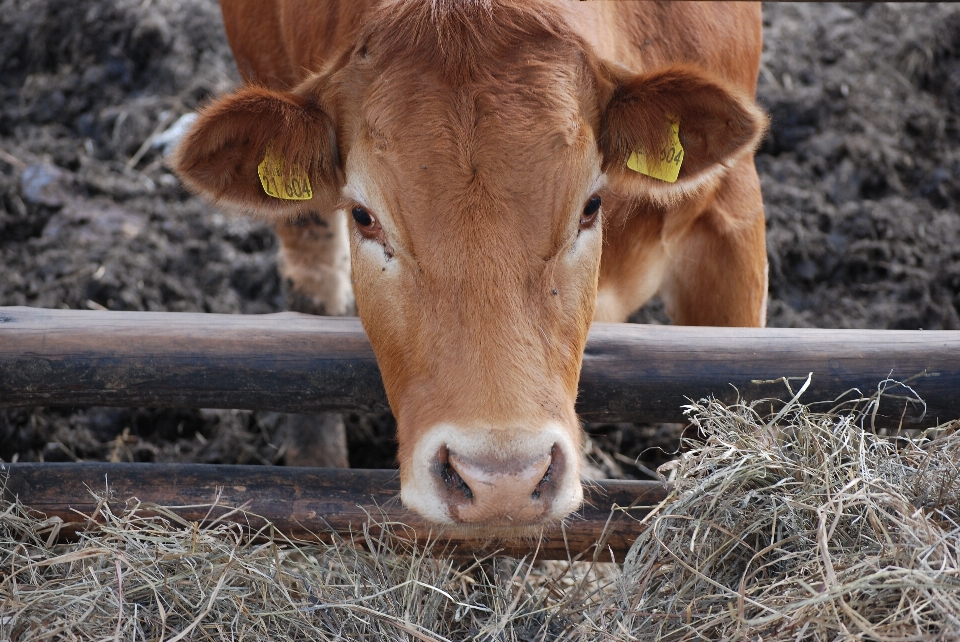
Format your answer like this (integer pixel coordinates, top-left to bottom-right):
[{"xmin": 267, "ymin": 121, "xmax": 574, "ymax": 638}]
[
  {"xmin": 172, "ymin": 86, "xmax": 342, "ymax": 217},
  {"xmin": 596, "ymin": 63, "xmax": 767, "ymax": 203}
]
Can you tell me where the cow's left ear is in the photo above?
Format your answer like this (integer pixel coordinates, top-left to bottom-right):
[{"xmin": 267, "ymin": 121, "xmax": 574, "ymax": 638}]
[
  {"xmin": 172, "ymin": 84, "xmax": 343, "ymax": 218},
  {"xmin": 598, "ymin": 64, "xmax": 767, "ymax": 200}
]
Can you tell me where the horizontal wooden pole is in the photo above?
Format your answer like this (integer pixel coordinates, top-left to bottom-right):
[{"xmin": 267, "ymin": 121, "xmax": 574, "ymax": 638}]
[
  {"xmin": 1, "ymin": 463, "xmax": 666, "ymax": 560},
  {"xmin": 1, "ymin": 306, "xmax": 957, "ymax": 425}
]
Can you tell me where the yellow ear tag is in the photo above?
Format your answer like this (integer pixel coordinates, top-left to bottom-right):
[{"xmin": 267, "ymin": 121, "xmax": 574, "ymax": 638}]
[
  {"xmin": 257, "ymin": 151, "xmax": 314, "ymax": 200},
  {"xmin": 626, "ymin": 120, "xmax": 684, "ymax": 183}
]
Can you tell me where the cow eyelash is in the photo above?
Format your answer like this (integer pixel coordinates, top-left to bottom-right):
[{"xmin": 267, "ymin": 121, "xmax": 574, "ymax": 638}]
[{"xmin": 580, "ymin": 195, "xmax": 601, "ymax": 229}]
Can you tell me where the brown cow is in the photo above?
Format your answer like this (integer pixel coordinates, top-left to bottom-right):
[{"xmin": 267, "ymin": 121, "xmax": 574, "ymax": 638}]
[{"xmin": 174, "ymin": 0, "xmax": 767, "ymax": 529}]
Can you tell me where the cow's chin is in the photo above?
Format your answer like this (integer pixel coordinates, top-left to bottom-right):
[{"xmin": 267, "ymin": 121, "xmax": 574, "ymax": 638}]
[{"xmin": 399, "ymin": 422, "xmax": 584, "ymax": 529}]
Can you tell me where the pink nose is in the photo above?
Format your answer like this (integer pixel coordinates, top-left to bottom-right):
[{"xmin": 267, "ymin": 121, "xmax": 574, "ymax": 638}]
[{"xmin": 434, "ymin": 444, "xmax": 565, "ymax": 524}]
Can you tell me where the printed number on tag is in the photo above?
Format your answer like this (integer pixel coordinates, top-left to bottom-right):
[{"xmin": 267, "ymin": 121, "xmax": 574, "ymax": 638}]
[
  {"xmin": 258, "ymin": 151, "xmax": 314, "ymax": 201},
  {"xmin": 626, "ymin": 120, "xmax": 684, "ymax": 183}
]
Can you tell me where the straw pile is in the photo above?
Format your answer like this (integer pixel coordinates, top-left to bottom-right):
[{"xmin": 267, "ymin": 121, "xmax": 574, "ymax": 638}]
[
  {"xmin": 3, "ymin": 382, "xmax": 960, "ymax": 641},
  {"xmin": 613, "ymin": 383, "xmax": 960, "ymax": 640},
  {"xmin": 0, "ymin": 485, "xmax": 614, "ymax": 640}
]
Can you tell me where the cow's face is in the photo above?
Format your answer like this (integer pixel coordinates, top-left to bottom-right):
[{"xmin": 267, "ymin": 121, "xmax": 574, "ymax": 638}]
[
  {"xmin": 331, "ymin": 10, "xmax": 607, "ymax": 525},
  {"xmin": 174, "ymin": 1, "xmax": 765, "ymax": 529}
]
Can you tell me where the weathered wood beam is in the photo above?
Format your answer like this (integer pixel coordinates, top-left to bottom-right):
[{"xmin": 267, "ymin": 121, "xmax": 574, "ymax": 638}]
[
  {"xmin": 0, "ymin": 306, "xmax": 955, "ymax": 425},
  {"xmin": 1, "ymin": 463, "xmax": 667, "ymax": 560}
]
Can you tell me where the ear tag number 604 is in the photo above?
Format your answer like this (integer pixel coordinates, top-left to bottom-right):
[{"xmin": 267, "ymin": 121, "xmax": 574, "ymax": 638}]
[
  {"xmin": 258, "ymin": 151, "xmax": 314, "ymax": 200},
  {"xmin": 626, "ymin": 120, "xmax": 684, "ymax": 183}
]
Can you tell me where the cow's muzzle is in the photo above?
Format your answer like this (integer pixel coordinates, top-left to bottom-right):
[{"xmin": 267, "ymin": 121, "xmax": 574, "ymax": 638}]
[{"xmin": 400, "ymin": 422, "xmax": 583, "ymax": 526}]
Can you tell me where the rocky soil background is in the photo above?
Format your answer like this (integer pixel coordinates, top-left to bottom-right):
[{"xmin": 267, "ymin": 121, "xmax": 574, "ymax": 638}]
[{"xmin": 1, "ymin": 2, "xmax": 959, "ymax": 476}]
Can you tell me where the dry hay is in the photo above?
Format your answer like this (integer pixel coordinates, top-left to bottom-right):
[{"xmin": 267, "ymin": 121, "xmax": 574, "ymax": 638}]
[
  {"xmin": 3, "ymin": 382, "xmax": 960, "ymax": 641},
  {"xmin": 0, "ymin": 485, "xmax": 615, "ymax": 640},
  {"xmin": 616, "ymin": 380, "xmax": 960, "ymax": 641}
]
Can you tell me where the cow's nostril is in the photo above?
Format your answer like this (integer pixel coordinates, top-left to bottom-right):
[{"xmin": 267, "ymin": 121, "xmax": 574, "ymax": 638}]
[
  {"xmin": 435, "ymin": 445, "xmax": 474, "ymax": 501},
  {"xmin": 440, "ymin": 460, "xmax": 474, "ymax": 501},
  {"xmin": 532, "ymin": 444, "xmax": 563, "ymax": 501}
]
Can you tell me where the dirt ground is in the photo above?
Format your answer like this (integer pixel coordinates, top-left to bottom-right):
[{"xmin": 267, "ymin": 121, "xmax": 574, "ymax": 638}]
[{"xmin": 2, "ymin": 2, "xmax": 959, "ymax": 477}]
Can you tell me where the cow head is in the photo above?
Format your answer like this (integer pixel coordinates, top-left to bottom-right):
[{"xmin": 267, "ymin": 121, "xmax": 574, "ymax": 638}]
[{"xmin": 174, "ymin": 0, "xmax": 765, "ymax": 529}]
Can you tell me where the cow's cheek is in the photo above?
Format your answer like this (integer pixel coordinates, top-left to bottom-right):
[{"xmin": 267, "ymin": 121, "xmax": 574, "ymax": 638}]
[
  {"xmin": 571, "ymin": 226, "xmax": 604, "ymax": 320},
  {"xmin": 524, "ymin": 227, "xmax": 602, "ymax": 468},
  {"xmin": 554, "ymin": 226, "xmax": 604, "ymax": 387},
  {"xmin": 349, "ymin": 234, "xmax": 416, "ymax": 403},
  {"xmin": 567, "ymin": 229, "xmax": 604, "ymax": 454}
]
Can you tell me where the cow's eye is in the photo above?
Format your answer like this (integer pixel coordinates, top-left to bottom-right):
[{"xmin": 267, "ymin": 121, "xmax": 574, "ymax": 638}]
[
  {"xmin": 352, "ymin": 206, "xmax": 374, "ymax": 228},
  {"xmin": 580, "ymin": 195, "xmax": 601, "ymax": 229}
]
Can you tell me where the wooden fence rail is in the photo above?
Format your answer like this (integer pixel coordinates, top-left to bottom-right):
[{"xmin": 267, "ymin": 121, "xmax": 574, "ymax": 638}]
[
  {"xmin": 2, "ymin": 306, "xmax": 959, "ymax": 425},
  {"xmin": 1, "ymin": 463, "xmax": 668, "ymax": 560},
  {"xmin": 3, "ymin": 305, "xmax": 960, "ymax": 557}
]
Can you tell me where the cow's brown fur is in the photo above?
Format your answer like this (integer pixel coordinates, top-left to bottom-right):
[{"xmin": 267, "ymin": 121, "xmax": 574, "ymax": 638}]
[{"xmin": 174, "ymin": 0, "xmax": 767, "ymax": 528}]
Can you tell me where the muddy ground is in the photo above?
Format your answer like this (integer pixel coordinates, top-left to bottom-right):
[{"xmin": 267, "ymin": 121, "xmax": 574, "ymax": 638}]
[{"xmin": 1, "ymin": 2, "xmax": 959, "ymax": 477}]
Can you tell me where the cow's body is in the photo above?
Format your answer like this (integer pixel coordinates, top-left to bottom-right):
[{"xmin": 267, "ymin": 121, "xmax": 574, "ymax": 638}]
[{"xmin": 175, "ymin": 0, "xmax": 767, "ymax": 529}]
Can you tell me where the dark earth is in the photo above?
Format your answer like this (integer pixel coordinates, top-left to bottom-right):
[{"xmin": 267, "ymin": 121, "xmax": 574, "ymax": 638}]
[{"xmin": 2, "ymin": 1, "xmax": 960, "ymax": 479}]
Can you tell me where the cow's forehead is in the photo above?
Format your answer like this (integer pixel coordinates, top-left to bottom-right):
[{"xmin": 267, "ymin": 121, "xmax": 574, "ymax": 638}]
[
  {"xmin": 333, "ymin": 0, "xmax": 598, "ymax": 178},
  {"xmin": 331, "ymin": 1, "xmax": 601, "ymax": 267},
  {"xmin": 359, "ymin": 0, "xmax": 584, "ymax": 83},
  {"xmin": 349, "ymin": 69, "xmax": 598, "ymax": 267},
  {"xmin": 362, "ymin": 61, "xmax": 591, "ymax": 174}
]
